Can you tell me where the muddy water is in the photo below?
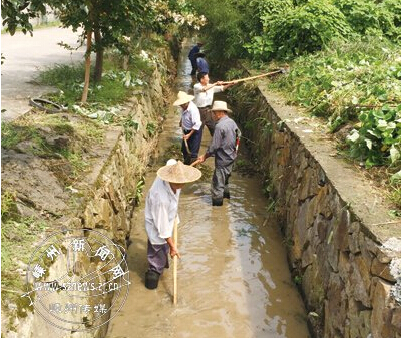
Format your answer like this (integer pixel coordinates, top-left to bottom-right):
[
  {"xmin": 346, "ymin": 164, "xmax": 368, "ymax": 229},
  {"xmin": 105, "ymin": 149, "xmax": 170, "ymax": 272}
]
[{"xmin": 106, "ymin": 39, "xmax": 310, "ymax": 338}]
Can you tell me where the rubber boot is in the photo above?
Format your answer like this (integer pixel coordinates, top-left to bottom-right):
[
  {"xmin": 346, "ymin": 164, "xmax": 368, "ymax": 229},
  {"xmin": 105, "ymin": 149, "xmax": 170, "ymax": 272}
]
[
  {"xmin": 183, "ymin": 154, "xmax": 192, "ymax": 165},
  {"xmin": 223, "ymin": 191, "xmax": 230, "ymax": 199},
  {"xmin": 212, "ymin": 198, "xmax": 223, "ymax": 206},
  {"xmin": 145, "ymin": 270, "xmax": 160, "ymax": 289}
]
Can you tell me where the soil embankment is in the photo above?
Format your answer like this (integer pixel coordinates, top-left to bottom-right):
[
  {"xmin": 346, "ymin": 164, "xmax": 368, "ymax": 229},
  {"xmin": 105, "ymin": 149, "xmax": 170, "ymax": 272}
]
[{"xmin": 1, "ymin": 45, "xmax": 175, "ymax": 337}]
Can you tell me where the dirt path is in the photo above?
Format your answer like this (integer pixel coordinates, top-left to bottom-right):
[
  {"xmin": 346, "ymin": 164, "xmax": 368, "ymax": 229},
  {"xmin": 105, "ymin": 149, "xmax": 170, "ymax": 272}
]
[{"xmin": 1, "ymin": 27, "xmax": 85, "ymax": 121}]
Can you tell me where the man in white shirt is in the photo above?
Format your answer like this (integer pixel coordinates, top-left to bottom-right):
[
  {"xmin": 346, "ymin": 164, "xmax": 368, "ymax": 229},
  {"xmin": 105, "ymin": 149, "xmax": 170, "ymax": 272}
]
[
  {"xmin": 193, "ymin": 72, "xmax": 234, "ymax": 136},
  {"xmin": 144, "ymin": 159, "xmax": 201, "ymax": 289},
  {"xmin": 173, "ymin": 91, "xmax": 202, "ymax": 165}
]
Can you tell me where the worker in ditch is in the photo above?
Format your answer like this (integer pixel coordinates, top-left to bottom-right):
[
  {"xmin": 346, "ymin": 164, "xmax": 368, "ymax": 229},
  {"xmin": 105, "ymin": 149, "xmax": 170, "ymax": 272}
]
[
  {"xmin": 173, "ymin": 91, "xmax": 202, "ymax": 165},
  {"xmin": 193, "ymin": 72, "xmax": 235, "ymax": 136},
  {"xmin": 196, "ymin": 101, "xmax": 241, "ymax": 206},
  {"xmin": 188, "ymin": 42, "xmax": 203, "ymax": 76},
  {"xmin": 144, "ymin": 159, "xmax": 201, "ymax": 289}
]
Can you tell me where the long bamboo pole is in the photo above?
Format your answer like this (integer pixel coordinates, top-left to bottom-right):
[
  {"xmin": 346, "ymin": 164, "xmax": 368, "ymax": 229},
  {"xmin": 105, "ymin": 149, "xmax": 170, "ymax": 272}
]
[
  {"xmin": 173, "ymin": 216, "xmax": 178, "ymax": 305},
  {"xmin": 203, "ymin": 66, "xmax": 289, "ymax": 92},
  {"xmin": 221, "ymin": 68, "xmax": 287, "ymax": 85}
]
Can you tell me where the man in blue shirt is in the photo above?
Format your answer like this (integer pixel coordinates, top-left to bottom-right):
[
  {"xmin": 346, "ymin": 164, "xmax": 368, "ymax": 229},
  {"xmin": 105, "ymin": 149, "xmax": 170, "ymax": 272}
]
[
  {"xmin": 197, "ymin": 101, "xmax": 241, "ymax": 206},
  {"xmin": 173, "ymin": 91, "xmax": 202, "ymax": 165},
  {"xmin": 195, "ymin": 53, "xmax": 209, "ymax": 74},
  {"xmin": 188, "ymin": 42, "xmax": 203, "ymax": 75}
]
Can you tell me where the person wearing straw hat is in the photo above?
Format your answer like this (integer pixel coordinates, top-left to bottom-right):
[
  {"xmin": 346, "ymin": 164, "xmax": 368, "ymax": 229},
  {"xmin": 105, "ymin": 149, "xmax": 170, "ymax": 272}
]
[
  {"xmin": 196, "ymin": 101, "xmax": 241, "ymax": 206},
  {"xmin": 173, "ymin": 91, "xmax": 202, "ymax": 165},
  {"xmin": 144, "ymin": 159, "xmax": 201, "ymax": 289}
]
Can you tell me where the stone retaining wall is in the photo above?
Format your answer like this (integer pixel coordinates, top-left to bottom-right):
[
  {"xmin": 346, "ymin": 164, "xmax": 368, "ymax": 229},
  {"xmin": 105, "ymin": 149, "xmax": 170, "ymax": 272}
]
[
  {"xmin": 230, "ymin": 81, "xmax": 401, "ymax": 338},
  {"xmin": 6, "ymin": 47, "xmax": 175, "ymax": 338}
]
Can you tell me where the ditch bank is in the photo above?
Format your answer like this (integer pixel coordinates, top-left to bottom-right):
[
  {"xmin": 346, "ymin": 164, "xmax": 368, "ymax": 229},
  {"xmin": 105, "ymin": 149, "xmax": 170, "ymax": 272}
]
[
  {"xmin": 1, "ymin": 46, "xmax": 175, "ymax": 338},
  {"xmin": 228, "ymin": 74, "xmax": 401, "ymax": 337}
]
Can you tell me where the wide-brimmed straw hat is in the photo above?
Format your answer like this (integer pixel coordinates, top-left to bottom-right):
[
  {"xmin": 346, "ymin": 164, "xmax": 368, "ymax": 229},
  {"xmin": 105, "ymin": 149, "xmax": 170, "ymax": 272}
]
[
  {"xmin": 157, "ymin": 160, "xmax": 201, "ymax": 184},
  {"xmin": 211, "ymin": 100, "xmax": 232, "ymax": 113},
  {"xmin": 173, "ymin": 91, "xmax": 194, "ymax": 106}
]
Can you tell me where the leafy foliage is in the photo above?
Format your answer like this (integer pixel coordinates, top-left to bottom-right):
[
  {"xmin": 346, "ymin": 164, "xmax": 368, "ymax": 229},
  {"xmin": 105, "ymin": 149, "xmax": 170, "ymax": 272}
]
[
  {"xmin": 188, "ymin": 0, "xmax": 251, "ymax": 61},
  {"xmin": 266, "ymin": 37, "xmax": 400, "ymax": 167},
  {"xmin": 273, "ymin": 0, "xmax": 351, "ymax": 55},
  {"xmin": 347, "ymin": 106, "xmax": 401, "ymax": 168},
  {"xmin": 334, "ymin": 0, "xmax": 401, "ymax": 41},
  {"xmin": 1, "ymin": 0, "xmax": 45, "ymax": 35},
  {"xmin": 246, "ymin": 0, "xmax": 352, "ymax": 60},
  {"xmin": 2, "ymin": 0, "xmax": 203, "ymax": 100},
  {"xmin": 191, "ymin": 0, "xmax": 400, "ymax": 64},
  {"xmin": 149, "ymin": 0, "xmax": 206, "ymax": 36}
]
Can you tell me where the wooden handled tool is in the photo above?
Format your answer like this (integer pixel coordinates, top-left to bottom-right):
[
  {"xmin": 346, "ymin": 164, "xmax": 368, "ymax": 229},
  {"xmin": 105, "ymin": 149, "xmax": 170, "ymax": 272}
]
[
  {"xmin": 184, "ymin": 138, "xmax": 190, "ymax": 154},
  {"xmin": 190, "ymin": 159, "xmax": 202, "ymax": 167},
  {"xmin": 173, "ymin": 216, "xmax": 178, "ymax": 305},
  {"xmin": 204, "ymin": 66, "xmax": 289, "ymax": 91},
  {"xmin": 221, "ymin": 67, "xmax": 289, "ymax": 85}
]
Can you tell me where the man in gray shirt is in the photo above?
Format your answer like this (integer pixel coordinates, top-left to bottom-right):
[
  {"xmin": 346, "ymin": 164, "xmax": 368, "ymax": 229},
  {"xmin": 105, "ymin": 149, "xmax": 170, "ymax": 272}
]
[{"xmin": 197, "ymin": 101, "xmax": 241, "ymax": 206}]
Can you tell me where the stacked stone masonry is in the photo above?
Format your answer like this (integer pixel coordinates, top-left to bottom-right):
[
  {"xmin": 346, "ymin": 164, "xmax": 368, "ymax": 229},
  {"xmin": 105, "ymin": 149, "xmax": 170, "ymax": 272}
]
[
  {"xmin": 231, "ymin": 79, "xmax": 401, "ymax": 338},
  {"xmin": 5, "ymin": 47, "xmax": 173, "ymax": 338}
]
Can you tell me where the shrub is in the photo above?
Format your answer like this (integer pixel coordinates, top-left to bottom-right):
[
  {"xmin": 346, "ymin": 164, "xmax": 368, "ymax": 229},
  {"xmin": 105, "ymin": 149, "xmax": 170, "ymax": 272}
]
[
  {"xmin": 270, "ymin": 0, "xmax": 352, "ymax": 56},
  {"xmin": 267, "ymin": 37, "xmax": 401, "ymax": 168},
  {"xmin": 334, "ymin": 0, "xmax": 401, "ymax": 41},
  {"xmin": 334, "ymin": 0, "xmax": 381, "ymax": 36},
  {"xmin": 245, "ymin": 0, "xmax": 352, "ymax": 60},
  {"xmin": 347, "ymin": 105, "xmax": 401, "ymax": 168}
]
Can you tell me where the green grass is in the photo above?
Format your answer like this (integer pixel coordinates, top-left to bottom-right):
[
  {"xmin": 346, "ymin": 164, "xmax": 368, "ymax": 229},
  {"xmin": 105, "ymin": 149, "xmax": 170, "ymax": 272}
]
[
  {"xmin": 1, "ymin": 190, "xmax": 17, "ymax": 221},
  {"xmin": 1, "ymin": 122, "xmax": 43, "ymax": 150},
  {"xmin": 1, "ymin": 112, "xmax": 104, "ymax": 185},
  {"xmin": 264, "ymin": 36, "xmax": 401, "ymax": 170},
  {"xmin": 38, "ymin": 62, "xmax": 132, "ymax": 107},
  {"xmin": 1, "ymin": 216, "xmax": 48, "ymax": 296},
  {"xmin": 38, "ymin": 49, "xmax": 155, "ymax": 110},
  {"xmin": 1, "ymin": 20, "xmax": 61, "ymax": 35},
  {"xmin": 1, "ymin": 216, "xmax": 48, "ymax": 318}
]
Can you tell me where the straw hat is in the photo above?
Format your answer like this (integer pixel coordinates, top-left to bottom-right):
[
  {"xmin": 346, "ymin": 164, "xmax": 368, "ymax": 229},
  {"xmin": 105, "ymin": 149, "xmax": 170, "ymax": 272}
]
[
  {"xmin": 173, "ymin": 91, "xmax": 194, "ymax": 106},
  {"xmin": 211, "ymin": 100, "xmax": 232, "ymax": 113},
  {"xmin": 157, "ymin": 160, "xmax": 201, "ymax": 183}
]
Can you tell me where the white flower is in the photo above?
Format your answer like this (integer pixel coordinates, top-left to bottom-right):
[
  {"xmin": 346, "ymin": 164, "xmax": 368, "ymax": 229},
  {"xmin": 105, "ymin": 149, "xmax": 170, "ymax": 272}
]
[{"xmin": 140, "ymin": 50, "xmax": 149, "ymax": 60}]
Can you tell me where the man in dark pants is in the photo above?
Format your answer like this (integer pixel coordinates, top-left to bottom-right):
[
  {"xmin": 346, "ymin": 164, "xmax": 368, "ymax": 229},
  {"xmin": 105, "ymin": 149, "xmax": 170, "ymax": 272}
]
[
  {"xmin": 173, "ymin": 91, "xmax": 202, "ymax": 165},
  {"xmin": 144, "ymin": 160, "xmax": 201, "ymax": 289},
  {"xmin": 197, "ymin": 101, "xmax": 241, "ymax": 206},
  {"xmin": 188, "ymin": 42, "xmax": 203, "ymax": 75}
]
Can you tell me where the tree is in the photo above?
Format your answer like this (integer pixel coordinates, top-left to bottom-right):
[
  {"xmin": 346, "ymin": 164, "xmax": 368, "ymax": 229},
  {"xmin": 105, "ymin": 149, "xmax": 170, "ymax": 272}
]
[
  {"xmin": 1, "ymin": 0, "xmax": 45, "ymax": 36},
  {"xmin": 2, "ymin": 0, "xmax": 152, "ymax": 102},
  {"xmin": 2, "ymin": 0, "xmax": 204, "ymax": 102},
  {"xmin": 53, "ymin": 0, "xmax": 151, "ymax": 84}
]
